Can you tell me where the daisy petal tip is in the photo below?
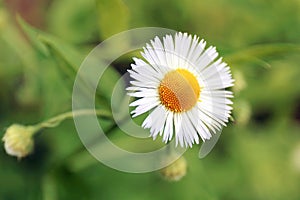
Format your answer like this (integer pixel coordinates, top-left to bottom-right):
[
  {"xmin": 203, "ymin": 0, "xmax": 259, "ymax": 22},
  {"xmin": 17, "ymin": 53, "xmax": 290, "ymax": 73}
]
[{"xmin": 127, "ymin": 32, "xmax": 234, "ymax": 148}]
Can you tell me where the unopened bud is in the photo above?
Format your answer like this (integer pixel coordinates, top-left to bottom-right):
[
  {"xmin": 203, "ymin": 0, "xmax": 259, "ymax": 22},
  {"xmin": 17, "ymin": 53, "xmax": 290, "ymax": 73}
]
[
  {"xmin": 234, "ymin": 100, "xmax": 251, "ymax": 126},
  {"xmin": 291, "ymin": 143, "xmax": 300, "ymax": 173},
  {"xmin": 2, "ymin": 124, "xmax": 37, "ymax": 159},
  {"xmin": 233, "ymin": 70, "xmax": 247, "ymax": 94},
  {"xmin": 160, "ymin": 156, "xmax": 187, "ymax": 181}
]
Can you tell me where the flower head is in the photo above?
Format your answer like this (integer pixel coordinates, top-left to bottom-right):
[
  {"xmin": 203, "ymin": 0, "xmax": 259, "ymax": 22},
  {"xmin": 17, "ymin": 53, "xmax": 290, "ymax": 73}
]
[
  {"xmin": 2, "ymin": 124, "xmax": 36, "ymax": 159},
  {"xmin": 127, "ymin": 32, "xmax": 234, "ymax": 147}
]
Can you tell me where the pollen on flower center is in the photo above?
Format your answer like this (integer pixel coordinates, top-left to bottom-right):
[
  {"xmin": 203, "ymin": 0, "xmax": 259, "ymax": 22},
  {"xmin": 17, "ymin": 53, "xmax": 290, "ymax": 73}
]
[{"xmin": 158, "ymin": 69, "xmax": 200, "ymax": 112}]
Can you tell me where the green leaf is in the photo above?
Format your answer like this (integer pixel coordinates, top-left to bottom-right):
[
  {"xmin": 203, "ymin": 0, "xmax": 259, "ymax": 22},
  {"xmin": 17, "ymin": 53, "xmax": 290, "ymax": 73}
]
[
  {"xmin": 47, "ymin": 0, "xmax": 98, "ymax": 44},
  {"xmin": 2, "ymin": 15, "xmax": 40, "ymax": 70},
  {"xmin": 17, "ymin": 16, "xmax": 122, "ymax": 109},
  {"xmin": 18, "ymin": 15, "xmax": 83, "ymax": 69},
  {"xmin": 1, "ymin": 15, "xmax": 42, "ymax": 107},
  {"xmin": 38, "ymin": 35, "xmax": 82, "ymax": 76},
  {"xmin": 17, "ymin": 16, "xmax": 80, "ymax": 92},
  {"xmin": 17, "ymin": 15, "xmax": 49, "ymax": 56}
]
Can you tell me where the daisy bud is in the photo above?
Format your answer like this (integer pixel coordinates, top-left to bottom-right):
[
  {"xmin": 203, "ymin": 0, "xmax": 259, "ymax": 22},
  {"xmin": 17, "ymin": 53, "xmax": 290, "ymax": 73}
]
[
  {"xmin": 2, "ymin": 124, "xmax": 37, "ymax": 159},
  {"xmin": 291, "ymin": 143, "xmax": 300, "ymax": 173},
  {"xmin": 234, "ymin": 100, "xmax": 251, "ymax": 126},
  {"xmin": 233, "ymin": 70, "xmax": 247, "ymax": 94},
  {"xmin": 160, "ymin": 156, "xmax": 187, "ymax": 181}
]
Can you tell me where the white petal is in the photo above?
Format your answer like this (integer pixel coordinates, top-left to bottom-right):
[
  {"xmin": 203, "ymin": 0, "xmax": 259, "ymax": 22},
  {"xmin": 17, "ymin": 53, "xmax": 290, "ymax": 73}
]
[{"xmin": 126, "ymin": 32, "xmax": 235, "ymax": 148}]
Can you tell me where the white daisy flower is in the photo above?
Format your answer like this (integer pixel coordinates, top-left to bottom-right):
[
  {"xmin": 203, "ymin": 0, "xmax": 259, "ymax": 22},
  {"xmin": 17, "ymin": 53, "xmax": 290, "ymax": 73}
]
[{"xmin": 127, "ymin": 32, "xmax": 234, "ymax": 148}]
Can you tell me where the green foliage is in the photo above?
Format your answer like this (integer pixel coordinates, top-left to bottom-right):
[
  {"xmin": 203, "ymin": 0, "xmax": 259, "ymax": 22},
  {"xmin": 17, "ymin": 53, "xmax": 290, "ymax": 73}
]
[
  {"xmin": 0, "ymin": 0, "xmax": 300, "ymax": 199},
  {"xmin": 96, "ymin": 0, "xmax": 130, "ymax": 39},
  {"xmin": 47, "ymin": 0, "xmax": 99, "ymax": 44}
]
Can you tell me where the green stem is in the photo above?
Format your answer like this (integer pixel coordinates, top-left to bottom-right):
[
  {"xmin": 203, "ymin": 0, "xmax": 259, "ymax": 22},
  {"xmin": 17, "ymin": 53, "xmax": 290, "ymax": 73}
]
[
  {"xmin": 35, "ymin": 109, "xmax": 112, "ymax": 131},
  {"xmin": 225, "ymin": 43, "xmax": 300, "ymax": 64}
]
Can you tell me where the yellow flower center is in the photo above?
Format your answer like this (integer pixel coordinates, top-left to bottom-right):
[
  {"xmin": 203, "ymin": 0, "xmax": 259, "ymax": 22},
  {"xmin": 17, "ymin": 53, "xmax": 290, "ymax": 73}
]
[{"xmin": 158, "ymin": 69, "xmax": 201, "ymax": 112}]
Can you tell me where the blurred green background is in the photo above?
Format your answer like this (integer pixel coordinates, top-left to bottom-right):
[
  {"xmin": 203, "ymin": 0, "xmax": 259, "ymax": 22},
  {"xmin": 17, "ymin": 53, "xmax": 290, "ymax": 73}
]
[{"xmin": 1, "ymin": 0, "xmax": 300, "ymax": 199}]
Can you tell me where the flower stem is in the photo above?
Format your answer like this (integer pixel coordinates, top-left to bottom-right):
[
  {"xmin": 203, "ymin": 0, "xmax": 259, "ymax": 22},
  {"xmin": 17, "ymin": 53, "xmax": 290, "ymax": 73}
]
[{"xmin": 35, "ymin": 109, "xmax": 112, "ymax": 131}]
